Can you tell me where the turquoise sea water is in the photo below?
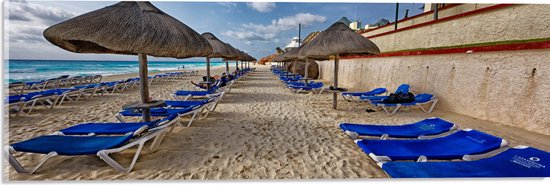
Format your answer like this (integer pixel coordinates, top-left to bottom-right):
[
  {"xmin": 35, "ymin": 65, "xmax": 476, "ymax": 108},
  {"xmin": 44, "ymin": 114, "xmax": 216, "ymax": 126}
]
[{"xmin": 5, "ymin": 60, "xmax": 225, "ymax": 83}]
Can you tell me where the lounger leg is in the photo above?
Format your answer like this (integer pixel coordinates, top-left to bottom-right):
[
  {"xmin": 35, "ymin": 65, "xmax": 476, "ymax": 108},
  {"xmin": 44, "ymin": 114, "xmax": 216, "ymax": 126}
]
[
  {"xmin": 149, "ymin": 131, "xmax": 167, "ymax": 152},
  {"xmin": 318, "ymin": 87, "xmax": 326, "ymax": 95},
  {"xmin": 5, "ymin": 146, "xmax": 58, "ymax": 174},
  {"xmin": 58, "ymin": 95, "xmax": 67, "ymax": 105},
  {"xmin": 183, "ymin": 110, "xmax": 199, "ymax": 127},
  {"xmin": 427, "ymin": 99, "xmax": 438, "ymax": 113},
  {"xmin": 116, "ymin": 114, "xmax": 126, "ymax": 123},
  {"xmin": 97, "ymin": 139, "xmax": 146, "ymax": 173},
  {"xmin": 390, "ymin": 105, "xmax": 401, "ymax": 115},
  {"xmin": 26, "ymin": 101, "xmax": 37, "ymax": 114}
]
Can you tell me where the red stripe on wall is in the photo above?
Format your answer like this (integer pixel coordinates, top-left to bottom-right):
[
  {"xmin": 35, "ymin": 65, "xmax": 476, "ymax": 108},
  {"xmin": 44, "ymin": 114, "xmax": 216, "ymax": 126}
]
[
  {"xmin": 365, "ymin": 4, "xmax": 514, "ymax": 39},
  {"xmin": 358, "ymin": 4, "xmax": 462, "ymax": 34},
  {"xmin": 340, "ymin": 41, "xmax": 550, "ymax": 59}
]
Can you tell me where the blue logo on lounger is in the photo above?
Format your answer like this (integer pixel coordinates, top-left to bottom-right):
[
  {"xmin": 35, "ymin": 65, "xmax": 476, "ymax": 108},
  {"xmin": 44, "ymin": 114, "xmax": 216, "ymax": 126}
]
[
  {"xmin": 419, "ymin": 124, "xmax": 436, "ymax": 130},
  {"xmin": 511, "ymin": 155, "xmax": 546, "ymax": 169}
]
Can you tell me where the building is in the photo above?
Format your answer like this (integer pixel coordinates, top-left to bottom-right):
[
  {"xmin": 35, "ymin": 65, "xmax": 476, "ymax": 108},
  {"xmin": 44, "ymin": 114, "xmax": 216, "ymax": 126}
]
[
  {"xmin": 284, "ymin": 36, "xmax": 301, "ymax": 51},
  {"xmin": 349, "ymin": 19, "xmax": 362, "ymax": 30},
  {"xmin": 364, "ymin": 18, "xmax": 390, "ymax": 30},
  {"xmin": 336, "ymin": 17, "xmax": 352, "ymax": 26}
]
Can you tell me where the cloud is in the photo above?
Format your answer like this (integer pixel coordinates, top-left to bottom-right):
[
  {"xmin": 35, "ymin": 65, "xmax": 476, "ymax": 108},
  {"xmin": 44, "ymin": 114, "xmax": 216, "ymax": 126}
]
[
  {"xmin": 8, "ymin": 0, "xmax": 77, "ymax": 25},
  {"xmin": 217, "ymin": 2, "xmax": 240, "ymax": 13},
  {"xmin": 222, "ymin": 13, "xmax": 326, "ymax": 42},
  {"xmin": 6, "ymin": 0, "xmax": 79, "ymax": 59},
  {"xmin": 247, "ymin": 2, "xmax": 276, "ymax": 12}
]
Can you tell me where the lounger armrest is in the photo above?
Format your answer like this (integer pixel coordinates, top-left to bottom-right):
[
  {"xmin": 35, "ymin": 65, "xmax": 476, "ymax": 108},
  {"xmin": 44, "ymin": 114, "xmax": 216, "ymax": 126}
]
[{"xmin": 463, "ymin": 146, "xmax": 510, "ymax": 161}]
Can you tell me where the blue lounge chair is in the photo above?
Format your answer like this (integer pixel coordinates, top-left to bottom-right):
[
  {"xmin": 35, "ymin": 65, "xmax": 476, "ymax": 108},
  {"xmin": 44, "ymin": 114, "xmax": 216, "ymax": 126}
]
[
  {"xmin": 339, "ymin": 117, "xmax": 457, "ymax": 139},
  {"xmin": 360, "ymin": 84, "xmax": 410, "ymax": 102},
  {"xmin": 166, "ymin": 92, "xmax": 225, "ymax": 116},
  {"xmin": 5, "ymin": 115, "xmax": 178, "ymax": 173},
  {"xmin": 116, "ymin": 101, "xmax": 210, "ymax": 127},
  {"xmin": 173, "ymin": 86, "xmax": 221, "ymax": 100},
  {"xmin": 355, "ymin": 129, "xmax": 508, "ymax": 162},
  {"xmin": 288, "ymin": 82, "xmax": 325, "ymax": 94},
  {"xmin": 372, "ymin": 93, "xmax": 439, "ymax": 114},
  {"xmin": 342, "ymin": 87, "xmax": 387, "ymax": 102},
  {"xmin": 380, "ymin": 146, "xmax": 550, "ymax": 178}
]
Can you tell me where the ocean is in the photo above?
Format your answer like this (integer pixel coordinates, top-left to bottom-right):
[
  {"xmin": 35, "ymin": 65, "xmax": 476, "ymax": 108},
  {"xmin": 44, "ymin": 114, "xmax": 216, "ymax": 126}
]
[{"xmin": 5, "ymin": 59, "xmax": 227, "ymax": 83}]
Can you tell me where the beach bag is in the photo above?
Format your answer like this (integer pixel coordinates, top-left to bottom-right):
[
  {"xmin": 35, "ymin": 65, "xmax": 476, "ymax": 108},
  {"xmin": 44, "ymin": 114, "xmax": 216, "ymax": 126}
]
[
  {"xmin": 383, "ymin": 93, "xmax": 399, "ymax": 103},
  {"xmin": 397, "ymin": 92, "xmax": 415, "ymax": 103}
]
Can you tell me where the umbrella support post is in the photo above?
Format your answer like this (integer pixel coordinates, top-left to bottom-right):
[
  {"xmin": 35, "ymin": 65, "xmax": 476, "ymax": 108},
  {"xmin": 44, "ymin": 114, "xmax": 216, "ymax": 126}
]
[
  {"xmin": 206, "ymin": 57, "xmax": 211, "ymax": 90},
  {"xmin": 333, "ymin": 55, "xmax": 339, "ymax": 110},
  {"xmin": 225, "ymin": 60, "xmax": 229, "ymax": 74},
  {"xmin": 138, "ymin": 53, "xmax": 151, "ymax": 122},
  {"xmin": 305, "ymin": 59, "xmax": 309, "ymax": 88}
]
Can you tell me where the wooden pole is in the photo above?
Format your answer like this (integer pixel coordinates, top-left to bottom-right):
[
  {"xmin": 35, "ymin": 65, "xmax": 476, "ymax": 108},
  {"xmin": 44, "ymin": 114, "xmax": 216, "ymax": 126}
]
[
  {"xmin": 138, "ymin": 53, "xmax": 151, "ymax": 121},
  {"xmin": 305, "ymin": 59, "xmax": 309, "ymax": 87},
  {"xmin": 206, "ymin": 57, "xmax": 211, "ymax": 90},
  {"xmin": 394, "ymin": 3, "xmax": 399, "ymax": 30},
  {"xmin": 333, "ymin": 54, "xmax": 339, "ymax": 109},
  {"xmin": 225, "ymin": 59, "xmax": 229, "ymax": 73}
]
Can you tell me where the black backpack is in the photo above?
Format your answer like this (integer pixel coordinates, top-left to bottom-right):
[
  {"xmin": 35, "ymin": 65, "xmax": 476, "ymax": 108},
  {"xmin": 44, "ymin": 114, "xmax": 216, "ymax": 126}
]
[
  {"xmin": 397, "ymin": 92, "xmax": 415, "ymax": 103},
  {"xmin": 383, "ymin": 92, "xmax": 415, "ymax": 103},
  {"xmin": 383, "ymin": 93, "xmax": 399, "ymax": 103}
]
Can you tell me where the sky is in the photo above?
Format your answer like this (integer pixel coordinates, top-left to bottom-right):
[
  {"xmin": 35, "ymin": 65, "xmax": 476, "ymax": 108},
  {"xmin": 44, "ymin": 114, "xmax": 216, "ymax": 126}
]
[{"xmin": 5, "ymin": 0, "xmax": 424, "ymax": 61}]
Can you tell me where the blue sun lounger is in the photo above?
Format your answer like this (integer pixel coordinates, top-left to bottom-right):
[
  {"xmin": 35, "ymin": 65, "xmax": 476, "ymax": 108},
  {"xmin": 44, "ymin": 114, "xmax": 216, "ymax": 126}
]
[
  {"xmin": 360, "ymin": 84, "xmax": 410, "ymax": 102},
  {"xmin": 372, "ymin": 93, "xmax": 439, "ymax": 114},
  {"xmin": 342, "ymin": 87, "xmax": 387, "ymax": 101},
  {"xmin": 173, "ymin": 85, "xmax": 221, "ymax": 100},
  {"xmin": 355, "ymin": 129, "xmax": 508, "ymax": 162},
  {"xmin": 288, "ymin": 82, "xmax": 325, "ymax": 94},
  {"xmin": 339, "ymin": 117, "xmax": 457, "ymax": 139},
  {"xmin": 117, "ymin": 104, "xmax": 207, "ymax": 127},
  {"xmin": 5, "ymin": 115, "xmax": 179, "ymax": 174},
  {"xmin": 380, "ymin": 146, "xmax": 550, "ymax": 178}
]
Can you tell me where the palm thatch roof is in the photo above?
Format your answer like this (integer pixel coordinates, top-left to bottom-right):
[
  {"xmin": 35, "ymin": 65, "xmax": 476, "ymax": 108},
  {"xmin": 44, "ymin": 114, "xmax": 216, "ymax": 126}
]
[
  {"xmin": 258, "ymin": 53, "xmax": 278, "ymax": 65},
  {"xmin": 223, "ymin": 43, "xmax": 240, "ymax": 60},
  {"xmin": 43, "ymin": 1, "xmax": 212, "ymax": 58},
  {"xmin": 299, "ymin": 22, "xmax": 380, "ymax": 58},
  {"xmin": 202, "ymin": 32, "xmax": 234, "ymax": 59},
  {"xmin": 235, "ymin": 49, "xmax": 248, "ymax": 61},
  {"xmin": 242, "ymin": 53, "xmax": 256, "ymax": 61},
  {"xmin": 271, "ymin": 52, "xmax": 287, "ymax": 63}
]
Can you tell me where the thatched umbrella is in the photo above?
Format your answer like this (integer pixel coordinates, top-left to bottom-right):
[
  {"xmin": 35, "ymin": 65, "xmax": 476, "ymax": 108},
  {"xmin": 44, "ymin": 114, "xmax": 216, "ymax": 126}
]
[
  {"xmin": 235, "ymin": 49, "xmax": 247, "ymax": 70},
  {"xmin": 224, "ymin": 43, "xmax": 239, "ymax": 72},
  {"xmin": 43, "ymin": 1, "xmax": 212, "ymax": 121},
  {"xmin": 284, "ymin": 44, "xmax": 327, "ymax": 86},
  {"xmin": 299, "ymin": 22, "xmax": 380, "ymax": 109},
  {"xmin": 201, "ymin": 32, "xmax": 235, "ymax": 89}
]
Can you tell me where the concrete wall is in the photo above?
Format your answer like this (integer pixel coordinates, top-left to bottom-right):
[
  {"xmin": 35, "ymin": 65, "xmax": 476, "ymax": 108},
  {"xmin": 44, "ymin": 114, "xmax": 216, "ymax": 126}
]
[
  {"xmin": 364, "ymin": 4, "xmax": 550, "ymax": 52},
  {"xmin": 317, "ymin": 49, "xmax": 550, "ymax": 135}
]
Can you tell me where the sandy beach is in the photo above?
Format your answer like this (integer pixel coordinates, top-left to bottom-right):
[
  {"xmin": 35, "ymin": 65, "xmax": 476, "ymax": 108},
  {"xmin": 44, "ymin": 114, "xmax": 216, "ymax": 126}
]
[{"xmin": 6, "ymin": 64, "xmax": 550, "ymax": 180}]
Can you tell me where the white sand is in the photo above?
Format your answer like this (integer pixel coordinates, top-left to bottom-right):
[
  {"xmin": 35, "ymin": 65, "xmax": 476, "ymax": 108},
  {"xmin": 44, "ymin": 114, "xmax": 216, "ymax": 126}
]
[{"xmin": 6, "ymin": 64, "xmax": 550, "ymax": 180}]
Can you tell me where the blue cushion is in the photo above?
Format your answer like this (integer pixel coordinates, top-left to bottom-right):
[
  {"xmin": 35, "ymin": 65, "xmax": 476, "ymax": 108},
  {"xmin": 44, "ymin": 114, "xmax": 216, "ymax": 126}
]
[
  {"xmin": 339, "ymin": 117, "xmax": 455, "ymax": 138},
  {"xmin": 174, "ymin": 91, "xmax": 211, "ymax": 96},
  {"xmin": 59, "ymin": 120, "xmax": 160, "ymax": 135},
  {"xmin": 164, "ymin": 100, "xmax": 208, "ymax": 108},
  {"xmin": 343, "ymin": 88, "xmax": 387, "ymax": 97},
  {"xmin": 356, "ymin": 130, "xmax": 504, "ymax": 161},
  {"xmin": 11, "ymin": 135, "xmax": 133, "ymax": 155},
  {"xmin": 382, "ymin": 147, "xmax": 550, "ymax": 178},
  {"xmin": 119, "ymin": 107, "xmax": 193, "ymax": 117}
]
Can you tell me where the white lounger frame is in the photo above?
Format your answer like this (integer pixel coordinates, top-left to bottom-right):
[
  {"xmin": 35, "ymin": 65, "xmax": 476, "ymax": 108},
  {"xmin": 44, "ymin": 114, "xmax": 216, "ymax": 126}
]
[
  {"xmin": 376, "ymin": 97, "xmax": 439, "ymax": 115},
  {"xmin": 5, "ymin": 117, "xmax": 178, "ymax": 173},
  {"xmin": 339, "ymin": 118, "xmax": 458, "ymax": 140},
  {"xmin": 357, "ymin": 128, "xmax": 509, "ymax": 163}
]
